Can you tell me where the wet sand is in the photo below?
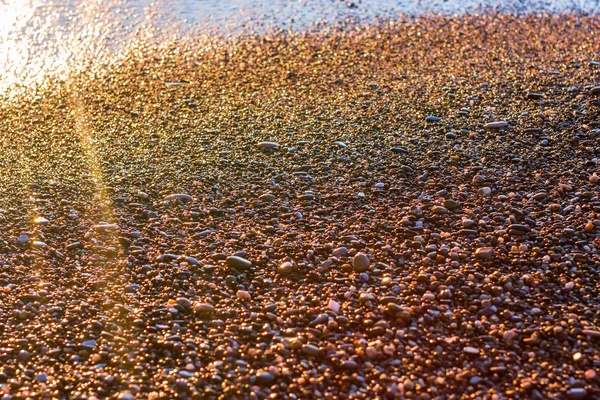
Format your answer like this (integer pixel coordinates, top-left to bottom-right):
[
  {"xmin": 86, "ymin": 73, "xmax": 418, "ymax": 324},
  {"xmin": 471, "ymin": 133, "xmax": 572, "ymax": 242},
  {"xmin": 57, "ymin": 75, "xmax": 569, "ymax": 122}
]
[{"xmin": 0, "ymin": 13, "xmax": 600, "ymax": 400}]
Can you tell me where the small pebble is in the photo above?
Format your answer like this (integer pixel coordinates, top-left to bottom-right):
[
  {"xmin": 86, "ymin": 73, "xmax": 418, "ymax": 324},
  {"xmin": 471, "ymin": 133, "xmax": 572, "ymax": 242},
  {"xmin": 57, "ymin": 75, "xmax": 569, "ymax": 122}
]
[
  {"xmin": 256, "ymin": 371, "xmax": 275, "ymax": 384},
  {"xmin": 164, "ymin": 194, "xmax": 192, "ymax": 201},
  {"xmin": 236, "ymin": 290, "xmax": 251, "ymax": 301},
  {"xmin": 278, "ymin": 261, "xmax": 294, "ymax": 275},
  {"xmin": 485, "ymin": 121, "xmax": 508, "ymax": 129},
  {"xmin": 475, "ymin": 247, "xmax": 494, "ymax": 260},
  {"xmin": 585, "ymin": 369, "xmax": 596, "ymax": 380},
  {"xmin": 177, "ymin": 297, "xmax": 193, "ymax": 309},
  {"xmin": 226, "ymin": 256, "xmax": 252, "ymax": 270},
  {"xmin": 479, "ymin": 187, "xmax": 492, "ymax": 196},
  {"xmin": 332, "ymin": 247, "xmax": 348, "ymax": 257},
  {"xmin": 302, "ymin": 344, "xmax": 320, "ymax": 357},
  {"xmin": 328, "ymin": 299, "xmax": 340, "ymax": 312},
  {"xmin": 257, "ymin": 141, "xmax": 279, "ymax": 149},
  {"xmin": 566, "ymin": 388, "xmax": 588, "ymax": 400},
  {"xmin": 194, "ymin": 303, "xmax": 215, "ymax": 314},
  {"xmin": 352, "ymin": 252, "xmax": 370, "ymax": 272}
]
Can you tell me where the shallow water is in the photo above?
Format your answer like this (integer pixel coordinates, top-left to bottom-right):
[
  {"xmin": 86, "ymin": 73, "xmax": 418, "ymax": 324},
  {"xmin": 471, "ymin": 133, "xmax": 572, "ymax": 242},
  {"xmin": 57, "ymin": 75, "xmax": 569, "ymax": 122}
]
[{"xmin": 0, "ymin": 0, "xmax": 598, "ymax": 94}]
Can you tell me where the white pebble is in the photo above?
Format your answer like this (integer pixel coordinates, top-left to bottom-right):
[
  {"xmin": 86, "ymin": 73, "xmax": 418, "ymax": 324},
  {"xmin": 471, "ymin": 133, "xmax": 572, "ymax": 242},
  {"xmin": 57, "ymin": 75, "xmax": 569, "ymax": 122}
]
[{"xmin": 328, "ymin": 299, "xmax": 340, "ymax": 313}]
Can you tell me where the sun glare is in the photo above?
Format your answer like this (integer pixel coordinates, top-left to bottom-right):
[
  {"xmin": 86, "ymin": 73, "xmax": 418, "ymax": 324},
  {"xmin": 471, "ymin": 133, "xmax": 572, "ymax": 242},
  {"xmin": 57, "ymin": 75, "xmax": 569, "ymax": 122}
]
[{"xmin": 0, "ymin": 0, "xmax": 40, "ymax": 93}]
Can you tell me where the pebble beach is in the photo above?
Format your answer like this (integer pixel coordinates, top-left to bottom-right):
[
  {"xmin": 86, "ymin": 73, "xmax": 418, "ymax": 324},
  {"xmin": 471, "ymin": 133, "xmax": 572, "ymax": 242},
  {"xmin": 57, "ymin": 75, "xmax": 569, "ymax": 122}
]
[{"xmin": 0, "ymin": 9, "xmax": 600, "ymax": 400}]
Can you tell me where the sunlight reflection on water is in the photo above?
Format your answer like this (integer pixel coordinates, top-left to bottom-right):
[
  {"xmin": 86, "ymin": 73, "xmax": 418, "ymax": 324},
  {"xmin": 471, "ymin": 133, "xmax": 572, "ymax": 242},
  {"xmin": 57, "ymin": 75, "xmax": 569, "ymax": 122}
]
[
  {"xmin": 0, "ymin": 0, "xmax": 158, "ymax": 95},
  {"xmin": 0, "ymin": 0, "xmax": 38, "ymax": 90},
  {"xmin": 0, "ymin": 0, "xmax": 598, "ymax": 95}
]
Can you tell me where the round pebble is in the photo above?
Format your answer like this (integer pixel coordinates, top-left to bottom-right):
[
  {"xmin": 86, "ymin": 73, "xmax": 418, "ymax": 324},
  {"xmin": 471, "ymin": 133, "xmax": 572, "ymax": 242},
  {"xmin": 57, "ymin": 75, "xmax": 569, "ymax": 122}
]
[{"xmin": 352, "ymin": 252, "xmax": 370, "ymax": 272}]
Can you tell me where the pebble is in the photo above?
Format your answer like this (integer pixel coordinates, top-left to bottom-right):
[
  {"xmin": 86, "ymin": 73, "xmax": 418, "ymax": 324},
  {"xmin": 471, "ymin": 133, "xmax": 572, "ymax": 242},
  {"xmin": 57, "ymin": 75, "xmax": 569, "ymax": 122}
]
[
  {"xmin": 352, "ymin": 252, "xmax": 370, "ymax": 272},
  {"xmin": 590, "ymin": 86, "xmax": 600, "ymax": 95},
  {"xmin": 18, "ymin": 349, "xmax": 29, "ymax": 361},
  {"xmin": 81, "ymin": 340, "xmax": 97, "ymax": 349},
  {"xmin": 259, "ymin": 193, "xmax": 275, "ymax": 202},
  {"xmin": 278, "ymin": 261, "xmax": 294, "ymax": 275},
  {"xmin": 365, "ymin": 347, "xmax": 378, "ymax": 359},
  {"xmin": 582, "ymin": 330, "xmax": 600, "ymax": 339},
  {"xmin": 527, "ymin": 93, "xmax": 543, "ymax": 99},
  {"xmin": 472, "ymin": 174, "xmax": 486, "ymax": 184},
  {"xmin": 508, "ymin": 224, "xmax": 530, "ymax": 235},
  {"xmin": 256, "ymin": 371, "xmax": 275, "ymax": 384},
  {"xmin": 33, "ymin": 216, "xmax": 49, "ymax": 224},
  {"xmin": 194, "ymin": 303, "xmax": 215, "ymax": 314},
  {"xmin": 485, "ymin": 121, "xmax": 508, "ymax": 129},
  {"xmin": 164, "ymin": 193, "xmax": 193, "ymax": 201},
  {"xmin": 422, "ymin": 292, "xmax": 435, "ymax": 301},
  {"xmin": 332, "ymin": 247, "xmax": 348, "ymax": 257},
  {"xmin": 328, "ymin": 299, "xmax": 340, "ymax": 312},
  {"xmin": 548, "ymin": 203, "xmax": 562, "ymax": 212},
  {"xmin": 585, "ymin": 369, "xmax": 596, "ymax": 380},
  {"xmin": 298, "ymin": 193, "xmax": 315, "ymax": 201},
  {"xmin": 236, "ymin": 290, "xmax": 251, "ymax": 301},
  {"xmin": 462, "ymin": 219, "xmax": 476, "ymax": 228},
  {"xmin": 185, "ymin": 256, "xmax": 198, "ymax": 265},
  {"xmin": 257, "ymin": 141, "xmax": 280, "ymax": 149},
  {"xmin": 566, "ymin": 388, "xmax": 588, "ymax": 399},
  {"xmin": 503, "ymin": 330, "xmax": 518, "ymax": 342},
  {"xmin": 301, "ymin": 344, "xmax": 320, "ymax": 357},
  {"xmin": 443, "ymin": 200, "xmax": 460, "ymax": 210},
  {"xmin": 17, "ymin": 235, "xmax": 29, "ymax": 244},
  {"xmin": 431, "ymin": 205, "xmax": 447, "ymax": 214},
  {"xmin": 475, "ymin": 247, "xmax": 494, "ymax": 260},
  {"xmin": 21, "ymin": 293, "xmax": 41, "ymax": 302},
  {"xmin": 177, "ymin": 297, "xmax": 193, "ymax": 309},
  {"xmin": 425, "ymin": 115, "xmax": 440, "ymax": 122},
  {"xmin": 117, "ymin": 391, "xmax": 136, "ymax": 400},
  {"xmin": 226, "ymin": 256, "xmax": 252, "ymax": 270},
  {"xmin": 66, "ymin": 241, "xmax": 81, "ymax": 250},
  {"xmin": 359, "ymin": 293, "xmax": 375, "ymax": 303},
  {"xmin": 479, "ymin": 186, "xmax": 492, "ymax": 196},
  {"xmin": 463, "ymin": 347, "xmax": 480, "ymax": 355},
  {"xmin": 93, "ymin": 223, "xmax": 119, "ymax": 231}
]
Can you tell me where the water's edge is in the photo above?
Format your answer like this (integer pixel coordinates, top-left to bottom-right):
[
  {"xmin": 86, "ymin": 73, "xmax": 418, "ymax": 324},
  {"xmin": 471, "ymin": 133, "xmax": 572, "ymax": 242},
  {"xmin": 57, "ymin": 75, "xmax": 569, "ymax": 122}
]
[{"xmin": 1, "ymin": 0, "xmax": 599, "ymax": 96}]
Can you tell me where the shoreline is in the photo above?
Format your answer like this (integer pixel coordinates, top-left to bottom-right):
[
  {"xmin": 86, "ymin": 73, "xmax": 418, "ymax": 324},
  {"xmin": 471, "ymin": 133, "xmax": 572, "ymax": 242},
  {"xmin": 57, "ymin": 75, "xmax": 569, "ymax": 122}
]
[{"xmin": 0, "ymin": 13, "xmax": 599, "ymax": 399}]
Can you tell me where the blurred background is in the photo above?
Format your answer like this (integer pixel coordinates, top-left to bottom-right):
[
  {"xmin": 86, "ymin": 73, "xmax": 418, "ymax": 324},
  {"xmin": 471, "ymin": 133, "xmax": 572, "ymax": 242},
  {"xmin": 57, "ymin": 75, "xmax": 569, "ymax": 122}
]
[{"xmin": 0, "ymin": 0, "xmax": 598, "ymax": 94}]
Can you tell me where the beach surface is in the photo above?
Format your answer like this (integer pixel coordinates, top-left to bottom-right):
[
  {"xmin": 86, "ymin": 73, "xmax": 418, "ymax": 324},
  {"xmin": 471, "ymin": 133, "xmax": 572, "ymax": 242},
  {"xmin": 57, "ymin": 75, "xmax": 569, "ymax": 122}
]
[{"xmin": 0, "ymin": 11, "xmax": 600, "ymax": 400}]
